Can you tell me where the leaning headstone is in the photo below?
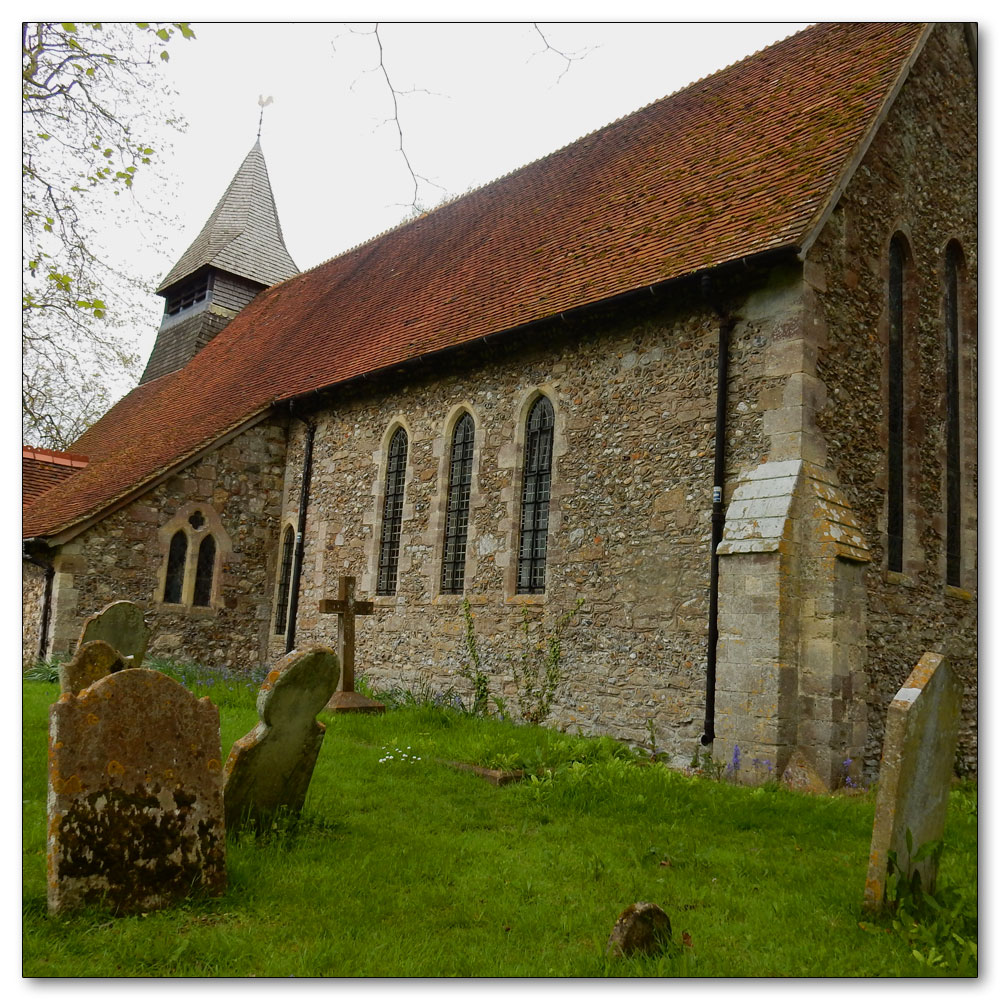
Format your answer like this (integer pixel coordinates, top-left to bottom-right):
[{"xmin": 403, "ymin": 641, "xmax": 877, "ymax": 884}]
[
  {"xmin": 47, "ymin": 668, "xmax": 226, "ymax": 914},
  {"xmin": 59, "ymin": 640, "xmax": 126, "ymax": 695},
  {"xmin": 223, "ymin": 647, "xmax": 340, "ymax": 832},
  {"xmin": 863, "ymin": 652, "xmax": 964, "ymax": 910},
  {"xmin": 606, "ymin": 902, "xmax": 672, "ymax": 957},
  {"xmin": 77, "ymin": 599, "xmax": 150, "ymax": 668}
]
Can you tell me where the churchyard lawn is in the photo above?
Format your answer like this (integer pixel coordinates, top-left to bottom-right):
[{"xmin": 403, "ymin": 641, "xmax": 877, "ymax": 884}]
[{"xmin": 22, "ymin": 670, "xmax": 977, "ymax": 977}]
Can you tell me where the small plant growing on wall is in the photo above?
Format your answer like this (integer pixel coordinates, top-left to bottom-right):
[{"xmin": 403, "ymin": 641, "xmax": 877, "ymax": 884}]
[{"xmin": 458, "ymin": 596, "xmax": 583, "ymax": 724}]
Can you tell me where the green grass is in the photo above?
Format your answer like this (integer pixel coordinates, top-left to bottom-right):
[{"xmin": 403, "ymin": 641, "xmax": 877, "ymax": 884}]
[{"xmin": 22, "ymin": 676, "xmax": 977, "ymax": 977}]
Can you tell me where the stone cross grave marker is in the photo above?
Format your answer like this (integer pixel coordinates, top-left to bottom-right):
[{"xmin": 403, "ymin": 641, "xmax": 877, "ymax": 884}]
[
  {"xmin": 223, "ymin": 646, "xmax": 340, "ymax": 832},
  {"xmin": 59, "ymin": 639, "xmax": 126, "ymax": 695},
  {"xmin": 318, "ymin": 576, "xmax": 384, "ymax": 713},
  {"xmin": 47, "ymin": 668, "xmax": 226, "ymax": 915},
  {"xmin": 77, "ymin": 599, "xmax": 150, "ymax": 668},
  {"xmin": 863, "ymin": 651, "xmax": 964, "ymax": 911}
]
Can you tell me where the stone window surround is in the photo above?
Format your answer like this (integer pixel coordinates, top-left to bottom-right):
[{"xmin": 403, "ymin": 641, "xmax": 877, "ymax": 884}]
[
  {"xmin": 427, "ymin": 403, "xmax": 484, "ymax": 603},
  {"xmin": 364, "ymin": 417, "xmax": 416, "ymax": 603},
  {"xmin": 271, "ymin": 521, "xmax": 297, "ymax": 636},
  {"xmin": 500, "ymin": 386, "xmax": 563, "ymax": 605},
  {"xmin": 155, "ymin": 502, "xmax": 232, "ymax": 613},
  {"xmin": 880, "ymin": 226, "xmax": 924, "ymax": 583},
  {"xmin": 938, "ymin": 237, "xmax": 975, "ymax": 594},
  {"xmin": 364, "ymin": 388, "xmax": 563, "ymax": 608}
]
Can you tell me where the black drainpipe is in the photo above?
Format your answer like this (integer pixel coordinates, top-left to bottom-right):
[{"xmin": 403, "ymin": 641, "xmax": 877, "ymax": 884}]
[
  {"xmin": 285, "ymin": 416, "xmax": 316, "ymax": 653},
  {"xmin": 24, "ymin": 547, "xmax": 55, "ymax": 662},
  {"xmin": 701, "ymin": 276, "xmax": 736, "ymax": 746}
]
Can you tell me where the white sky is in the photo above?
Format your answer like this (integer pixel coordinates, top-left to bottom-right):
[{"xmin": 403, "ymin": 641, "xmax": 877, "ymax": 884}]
[{"xmin": 120, "ymin": 20, "xmax": 811, "ymax": 360}]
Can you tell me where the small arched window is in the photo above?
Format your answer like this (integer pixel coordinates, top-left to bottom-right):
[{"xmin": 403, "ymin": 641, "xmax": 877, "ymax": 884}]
[
  {"xmin": 944, "ymin": 240, "xmax": 964, "ymax": 586},
  {"xmin": 164, "ymin": 531, "xmax": 188, "ymax": 604},
  {"xmin": 193, "ymin": 534, "xmax": 217, "ymax": 607},
  {"xmin": 274, "ymin": 525, "xmax": 295, "ymax": 635},
  {"xmin": 377, "ymin": 427, "xmax": 408, "ymax": 595},
  {"xmin": 887, "ymin": 233, "xmax": 909, "ymax": 572},
  {"xmin": 517, "ymin": 396, "xmax": 555, "ymax": 594},
  {"xmin": 441, "ymin": 412, "xmax": 475, "ymax": 594}
]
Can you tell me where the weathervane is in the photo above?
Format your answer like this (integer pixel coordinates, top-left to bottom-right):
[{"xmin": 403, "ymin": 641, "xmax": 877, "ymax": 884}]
[{"xmin": 257, "ymin": 94, "xmax": 274, "ymax": 140}]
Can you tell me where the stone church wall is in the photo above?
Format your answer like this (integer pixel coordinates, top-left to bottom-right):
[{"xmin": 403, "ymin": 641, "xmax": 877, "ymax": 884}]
[
  {"xmin": 278, "ymin": 280, "xmax": 777, "ymax": 757},
  {"xmin": 45, "ymin": 421, "xmax": 288, "ymax": 670},
  {"xmin": 22, "ymin": 559, "xmax": 47, "ymax": 668},
  {"xmin": 808, "ymin": 23, "xmax": 978, "ymax": 775}
]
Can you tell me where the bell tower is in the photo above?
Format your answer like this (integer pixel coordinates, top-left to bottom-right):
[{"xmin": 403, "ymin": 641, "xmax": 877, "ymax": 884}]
[{"xmin": 140, "ymin": 141, "xmax": 298, "ymax": 384}]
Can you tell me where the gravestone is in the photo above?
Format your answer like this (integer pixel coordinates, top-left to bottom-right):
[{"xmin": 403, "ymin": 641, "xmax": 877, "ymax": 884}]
[
  {"xmin": 77, "ymin": 599, "xmax": 150, "ymax": 667},
  {"xmin": 223, "ymin": 646, "xmax": 340, "ymax": 831},
  {"xmin": 606, "ymin": 902, "xmax": 672, "ymax": 957},
  {"xmin": 47, "ymin": 668, "xmax": 226, "ymax": 914},
  {"xmin": 863, "ymin": 652, "xmax": 964, "ymax": 910},
  {"xmin": 318, "ymin": 576, "xmax": 384, "ymax": 713},
  {"xmin": 59, "ymin": 639, "xmax": 126, "ymax": 695}
]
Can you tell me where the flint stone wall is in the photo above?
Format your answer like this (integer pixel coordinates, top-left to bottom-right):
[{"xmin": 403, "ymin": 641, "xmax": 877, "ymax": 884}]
[
  {"xmin": 280, "ymin": 277, "xmax": 774, "ymax": 757},
  {"xmin": 807, "ymin": 23, "xmax": 978, "ymax": 775},
  {"xmin": 45, "ymin": 420, "xmax": 287, "ymax": 672}
]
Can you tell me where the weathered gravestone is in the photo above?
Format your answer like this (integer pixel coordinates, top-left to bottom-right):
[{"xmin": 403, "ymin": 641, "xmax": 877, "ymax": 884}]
[
  {"xmin": 223, "ymin": 647, "xmax": 340, "ymax": 832},
  {"xmin": 319, "ymin": 576, "xmax": 384, "ymax": 713},
  {"xmin": 59, "ymin": 640, "xmax": 126, "ymax": 695},
  {"xmin": 863, "ymin": 651, "xmax": 964, "ymax": 910},
  {"xmin": 606, "ymin": 901, "xmax": 673, "ymax": 957},
  {"xmin": 77, "ymin": 599, "xmax": 150, "ymax": 668},
  {"xmin": 48, "ymin": 668, "xmax": 226, "ymax": 914}
]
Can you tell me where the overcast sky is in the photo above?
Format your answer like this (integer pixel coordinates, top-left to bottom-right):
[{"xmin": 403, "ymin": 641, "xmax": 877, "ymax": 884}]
[{"xmin": 112, "ymin": 20, "xmax": 813, "ymax": 359}]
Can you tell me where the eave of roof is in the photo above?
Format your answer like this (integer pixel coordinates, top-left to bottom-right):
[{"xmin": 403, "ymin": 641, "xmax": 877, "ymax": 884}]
[{"xmin": 23, "ymin": 22, "xmax": 929, "ymax": 541}]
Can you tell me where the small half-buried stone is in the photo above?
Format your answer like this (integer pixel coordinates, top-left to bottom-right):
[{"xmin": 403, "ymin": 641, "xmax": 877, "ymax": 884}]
[
  {"xmin": 47, "ymin": 668, "xmax": 226, "ymax": 915},
  {"xmin": 781, "ymin": 748, "xmax": 829, "ymax": 794},
  {"xmin": 606, "ymin": 901, "xmax": 672, "ymax": 957},
  {"xmin": 59, "ymin": 639, "xmax": 127, "ymax": 695},
  {"xmin": 223, "ymin": 647, "xmax": 340, "ymax": 833},
  {"xmin": 77, "ymin": 600, "xmax": 150, "ymax": 668}
]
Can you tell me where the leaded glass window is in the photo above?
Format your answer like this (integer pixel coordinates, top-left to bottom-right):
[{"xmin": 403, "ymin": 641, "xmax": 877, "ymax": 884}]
[
  {"xmin": 517, "ymin": 396, "xmax": 554, "ymax": 594},
  {"xmin": 274, "ymin": 526, "xmax": 295, "ymax": 634},
  {"xmin": 164, "ymin": 531, "xmax": 187, "ymax": 604},
  {"xmin": 377, "ymin": 428, "xmax": 408, "ymax": 595},
  {"xmin": 887, "ymin": 234, "xmax": 906, "ymax": 572},
  {"xmin": 193, "ymin": 534, "xmax": 216, "ymax": 607},
  {"xmin": 441, "ymin": 412, "xmax": 475, "ymax": 594},
  {"xmin": 945, "ymin": 241, "xmax": 963, "ymax": 587}
]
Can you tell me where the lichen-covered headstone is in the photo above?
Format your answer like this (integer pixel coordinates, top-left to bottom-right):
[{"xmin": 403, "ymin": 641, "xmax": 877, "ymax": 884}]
[
  {"xmin": 47, "ymin": 668, "xmax": 226, "ymax": 914},
  {"xmin": 77, "ymin": 600, "xmax": 150, "ymax": 668},
  {"xmin": 223, "ymin": 647, "xmax": 340, "ymax": 832},
  {"xmin": 59, "ymin": 640, "xmax": 126, "ymax": 695},
  {"xmin": 864, "ymin": 652, "xmax": 964, "ymax": 910},
  {"xmin": 606, "ymin": 901, "xmax": 672, "ymax": 957}
]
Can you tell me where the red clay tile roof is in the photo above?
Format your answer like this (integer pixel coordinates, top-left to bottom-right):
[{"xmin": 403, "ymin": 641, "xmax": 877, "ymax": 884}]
[
  {"xmin": 22, "ymin": 447, "xmax": 89, "ymax": 507},
  {"xmin": 23, "ymin": 22, "xmax": 927, "ymax": 540}
]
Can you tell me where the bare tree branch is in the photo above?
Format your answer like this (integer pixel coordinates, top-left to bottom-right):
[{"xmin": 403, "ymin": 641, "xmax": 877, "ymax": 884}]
[{"xmin": 530, "ymin": 24, "xmax": 597, "ymax": 84}]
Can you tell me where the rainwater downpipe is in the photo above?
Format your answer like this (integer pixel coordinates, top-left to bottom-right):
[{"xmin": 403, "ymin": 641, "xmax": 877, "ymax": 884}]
[
  {"xmin": 701, "ymin": 277, "xmax": 736, "ymax": 747},
  {"xmin": 285, "ymin": 416, "xmax": 316, "ymax": 654}
]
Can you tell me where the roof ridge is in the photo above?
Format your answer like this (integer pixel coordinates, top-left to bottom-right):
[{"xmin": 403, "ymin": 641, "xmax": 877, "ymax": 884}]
[{"xmin": 299, "ymin": 23, "xmax": 818, "ymax": 277}]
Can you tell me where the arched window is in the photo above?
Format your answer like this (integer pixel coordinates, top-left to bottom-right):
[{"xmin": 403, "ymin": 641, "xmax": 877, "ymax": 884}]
[
  {"xmin": 377, "ymin": 427, "xmax": 408, "ymax": 595},
  {"xmin": 887, "ymin": 233, "xmax": 908, "ymax": 573},
  {"xmin": 193, "ymin": 534, "xmax": 216, "ymax": 607},
  {"xmin": 517, "ymin": 396, "xmax": 555, "ymax": 594},
  {"xmin": 441, "ymin": 412, "xmax": 475, "ymax": 594},
  {"xmin": 164, "ymin": 531, "xmax": 188, "ymax": 604},
  {"xmin": 274, "ymin": 526, "xmax": 295, "ymax": 635},
  {"xmin": 945, "ymin": 240, "xmax": 964, "ymax": 586},
  {"xmin": 157, "ymin": 504, "xmax": 231, "ymax": 611}
]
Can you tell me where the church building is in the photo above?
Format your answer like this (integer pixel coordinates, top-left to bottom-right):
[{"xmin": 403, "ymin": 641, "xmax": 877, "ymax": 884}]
[{"xmin": 22, "ymin": 23, "xmax": 978, "ymax": 784}]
